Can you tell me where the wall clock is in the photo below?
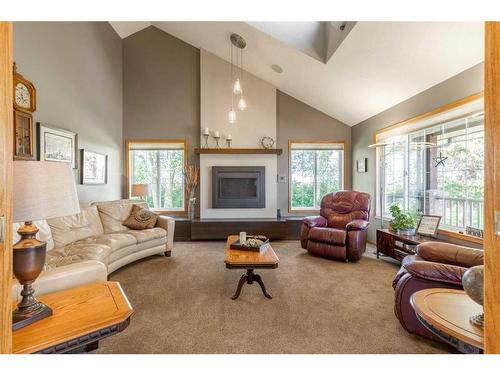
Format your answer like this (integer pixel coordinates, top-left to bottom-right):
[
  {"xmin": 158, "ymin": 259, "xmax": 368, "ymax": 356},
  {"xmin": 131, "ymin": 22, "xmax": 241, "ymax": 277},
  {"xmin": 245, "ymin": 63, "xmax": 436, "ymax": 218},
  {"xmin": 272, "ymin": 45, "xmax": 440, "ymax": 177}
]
[{"xmin": 13, "ymin": 62, "xmax": 36, "ymax": 160}]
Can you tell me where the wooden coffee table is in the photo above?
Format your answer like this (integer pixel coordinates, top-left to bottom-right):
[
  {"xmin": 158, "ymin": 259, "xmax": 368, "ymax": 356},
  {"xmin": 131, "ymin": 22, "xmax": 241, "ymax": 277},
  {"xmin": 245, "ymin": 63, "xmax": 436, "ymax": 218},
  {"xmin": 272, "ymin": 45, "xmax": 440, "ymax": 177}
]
[{"xmin": 224, "ymin": 235, "xmax": 279, "ymax": 300}]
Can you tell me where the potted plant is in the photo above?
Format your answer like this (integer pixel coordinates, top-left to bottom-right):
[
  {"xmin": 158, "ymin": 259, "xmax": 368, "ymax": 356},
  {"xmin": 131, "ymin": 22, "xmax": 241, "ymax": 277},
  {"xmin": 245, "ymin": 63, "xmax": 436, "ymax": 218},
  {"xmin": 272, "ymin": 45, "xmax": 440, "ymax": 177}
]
[{"xmin": 388, "ymin": 203, "xmax": 421, "ymax": 235}]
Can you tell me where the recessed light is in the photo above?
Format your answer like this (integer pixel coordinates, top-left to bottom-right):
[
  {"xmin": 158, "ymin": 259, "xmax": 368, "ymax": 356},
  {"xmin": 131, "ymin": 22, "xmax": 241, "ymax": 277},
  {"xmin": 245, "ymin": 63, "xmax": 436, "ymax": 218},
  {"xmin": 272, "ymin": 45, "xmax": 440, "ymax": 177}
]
[{"xmin": 271, "ymin": 64, "xmax": 283, "ymax": 73}]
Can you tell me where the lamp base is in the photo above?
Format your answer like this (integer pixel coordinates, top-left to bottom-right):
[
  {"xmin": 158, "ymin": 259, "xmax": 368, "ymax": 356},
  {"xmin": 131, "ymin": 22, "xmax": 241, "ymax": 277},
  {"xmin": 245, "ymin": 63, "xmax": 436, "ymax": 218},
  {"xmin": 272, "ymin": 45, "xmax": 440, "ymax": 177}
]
[{"xmin": 13, "ymin": 302, "xmax": 53, "ymax": 331}]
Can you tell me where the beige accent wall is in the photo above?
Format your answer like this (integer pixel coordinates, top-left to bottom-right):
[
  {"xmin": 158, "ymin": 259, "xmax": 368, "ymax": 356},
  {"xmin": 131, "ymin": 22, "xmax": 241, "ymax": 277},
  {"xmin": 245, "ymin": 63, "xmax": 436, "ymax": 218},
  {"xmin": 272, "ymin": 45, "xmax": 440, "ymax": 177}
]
[
  {"xmin": 351, "ymin": 63, "xmax": 484, "ymax": 245},
  {"xmin": 277, "ymin": 91, "xmax": 352, "ymax": 216},
  {"xmin": 13, "ymin": 22, "xmax": 123, "ymax": 204}
]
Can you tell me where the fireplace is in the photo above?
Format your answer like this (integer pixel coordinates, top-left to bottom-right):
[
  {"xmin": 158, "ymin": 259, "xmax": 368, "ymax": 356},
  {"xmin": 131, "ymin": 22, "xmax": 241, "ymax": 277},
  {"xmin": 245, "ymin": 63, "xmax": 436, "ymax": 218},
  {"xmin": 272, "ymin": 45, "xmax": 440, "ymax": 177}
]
[{"xmin": 212, "ymin": 166, "xmax": 265, "ymax": 208}]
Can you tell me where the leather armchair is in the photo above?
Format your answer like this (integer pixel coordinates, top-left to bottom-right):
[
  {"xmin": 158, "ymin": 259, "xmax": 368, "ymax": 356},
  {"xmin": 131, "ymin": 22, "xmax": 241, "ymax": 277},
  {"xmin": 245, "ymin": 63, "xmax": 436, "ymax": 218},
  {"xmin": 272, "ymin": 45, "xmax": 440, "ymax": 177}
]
[
  {"xmin": 300, "ymin": 191, "xmax": 371, "ymax": 262},
  {"xmin": 393, "ymin": 242, "xmax": 484, "ymax": 343}
]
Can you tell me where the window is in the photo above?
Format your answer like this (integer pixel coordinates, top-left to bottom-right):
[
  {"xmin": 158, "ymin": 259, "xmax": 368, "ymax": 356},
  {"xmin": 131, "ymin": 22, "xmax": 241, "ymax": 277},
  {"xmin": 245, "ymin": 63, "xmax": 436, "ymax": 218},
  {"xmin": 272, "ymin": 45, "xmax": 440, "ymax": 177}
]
[
  {"xmin": 289, "ymin": 141, "xmax": 344, "ymax": 211},
  {"xmin": 127, "ymin": 141, "xmax": 186, "ymax": 212},
  {"xmin": 377, "ymin": 109, "xmax": 484, "ymax": 232}
]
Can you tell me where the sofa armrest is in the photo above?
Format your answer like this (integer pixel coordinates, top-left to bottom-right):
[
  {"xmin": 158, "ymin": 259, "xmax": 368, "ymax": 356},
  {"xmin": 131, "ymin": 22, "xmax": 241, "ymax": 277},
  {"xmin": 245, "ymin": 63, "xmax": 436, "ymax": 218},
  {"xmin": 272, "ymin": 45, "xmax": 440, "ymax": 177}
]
[
  {"xmin": 303, "ymin": 216, "xmax": 328, "ymax": 228},
  {"xmin": 156, "ymin": 215, "xmax": 175, "ymax": 251},
  {"xmin": 11, "ymin": 260, "xmax": 108, "ymax": 303},
  {"xmin": 346, "ymin": 219, "xmax": 369, "ymax": 231},
  {"xmin": 416, "ymin": 241, "xmax": 483, "ymax": 268},
  {"xmin": 403, "ymin": 259, "xmax": 466, "ymax": 287}
]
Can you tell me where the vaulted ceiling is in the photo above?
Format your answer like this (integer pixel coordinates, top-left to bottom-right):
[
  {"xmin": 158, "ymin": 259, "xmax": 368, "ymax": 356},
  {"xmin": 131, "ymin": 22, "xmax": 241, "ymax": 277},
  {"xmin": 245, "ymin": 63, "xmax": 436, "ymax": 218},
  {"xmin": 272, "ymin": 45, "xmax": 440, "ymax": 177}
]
[{"xmin": 110, "ymin": 21, "xmax": 484, "ymax": 126}]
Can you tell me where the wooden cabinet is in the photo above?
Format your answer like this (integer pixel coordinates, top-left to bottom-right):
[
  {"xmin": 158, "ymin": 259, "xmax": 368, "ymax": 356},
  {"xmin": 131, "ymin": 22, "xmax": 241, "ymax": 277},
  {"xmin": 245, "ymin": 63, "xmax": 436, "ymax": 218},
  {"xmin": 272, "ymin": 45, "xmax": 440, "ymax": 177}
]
[{"xmin": 376, "ymin": 229, "xmax": 438, "ymax": 261}]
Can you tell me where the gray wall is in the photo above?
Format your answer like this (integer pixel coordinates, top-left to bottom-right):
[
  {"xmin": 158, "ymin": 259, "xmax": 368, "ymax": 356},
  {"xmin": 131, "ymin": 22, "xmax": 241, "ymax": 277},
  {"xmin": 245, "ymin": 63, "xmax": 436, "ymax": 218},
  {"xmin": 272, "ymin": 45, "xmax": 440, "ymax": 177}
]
[
  {"xmin": 123, "ymin": 26, "xmax": 200, "ymax": 165},
  {"xmin": 351, "ymin": 63, "xmax": 484, "ymax": 246},
  {"xmin": 13, "ymin": 22, "xmax": 123, "ymax": 204},
  {"xmin": 277, "ymin": 91, "xmax": 352, "ymax": 216}
]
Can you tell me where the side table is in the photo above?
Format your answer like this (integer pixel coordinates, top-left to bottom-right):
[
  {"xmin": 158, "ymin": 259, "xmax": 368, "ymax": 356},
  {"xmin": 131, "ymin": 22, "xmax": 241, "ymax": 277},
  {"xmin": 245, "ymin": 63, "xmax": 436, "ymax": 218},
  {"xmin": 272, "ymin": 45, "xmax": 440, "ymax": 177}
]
[
  {"xmin": 13, "ymin": 281, "xmax": 133, "ymax": 354},
  {"xmin": 410, "ymin": 288, "xmax": 484, "ymax": 354}
]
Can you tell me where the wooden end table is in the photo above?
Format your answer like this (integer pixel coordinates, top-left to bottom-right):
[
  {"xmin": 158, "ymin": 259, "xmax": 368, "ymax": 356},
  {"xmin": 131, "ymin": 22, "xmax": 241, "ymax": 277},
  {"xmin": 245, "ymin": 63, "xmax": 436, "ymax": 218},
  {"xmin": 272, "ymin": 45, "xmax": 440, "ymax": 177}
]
[
  {"xmin": 376, "ymin": 228, "xmax": 439, "ymax": 261},
  {"xmin": 411, "ymin": 288, "xmax": 484, "ymax": 354},
  {"xmin": 13, "ymin": 281, "xmax": 133, "ymax": 354},
  {"xmin": 224, "ymin": 235, "xmax": 279, "ymax": 300}
]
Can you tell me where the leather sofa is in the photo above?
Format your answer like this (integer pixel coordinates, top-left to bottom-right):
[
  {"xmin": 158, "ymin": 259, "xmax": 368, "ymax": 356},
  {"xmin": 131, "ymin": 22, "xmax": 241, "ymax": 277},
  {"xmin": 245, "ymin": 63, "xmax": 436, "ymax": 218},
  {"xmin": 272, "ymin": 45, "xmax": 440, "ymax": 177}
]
[
  {"xmin": 12, "ymin": 199, "xmax": 175, "ymax": 301},
  {"xmin": 393, "ymin": 241, "xmax": 484, "ymax": 343},
  {"xmin": 300, "ymin": 191, "xmax": 371, "ymax": 262}
]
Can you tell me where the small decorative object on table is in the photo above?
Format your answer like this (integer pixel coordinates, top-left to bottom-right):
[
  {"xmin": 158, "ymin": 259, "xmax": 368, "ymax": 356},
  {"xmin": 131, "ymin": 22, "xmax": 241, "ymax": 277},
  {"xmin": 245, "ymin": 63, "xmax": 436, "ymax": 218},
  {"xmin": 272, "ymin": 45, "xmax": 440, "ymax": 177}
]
[
  {"xmin": 12, "ymin": 161, "xmax": 80, "ymax": 331},
  {"xmin": 226, "ymin": 134, "xmax": 232, "ymax": 148},
  {"xmin": 230, "ymin": 235, "xmax": 270, "ymax": 253},
  {"xmin": 462, "ymin": 265, "xmax": 484, "ymax": 327},
  {"xmin": 388, "ymin": 203, "xmax": 420, "ymax": 236},
  {"xmin": 130, "ymin": 183, "xmax": 149, "ymax": 201},
  {"xmin": 202, "ymin": 128, "xmax": 210, "ymax": 148},
  {"xmin": 183, "ymin": 164, "xmax": 199, "ymax": 220},
  {"xmin": 466, "ymin": 226, "xmax": 484, "ymax": 238},
  {"xmin": 213, "ymin": 131, "xmax": 221, "ymax": 149},
  {"xmin": 416, "ymin": 215, "xmax": 441, "ymax": 237},
  {"xmin": 260, "ymin": 136, "xmax": 275, "ymax": 149}
]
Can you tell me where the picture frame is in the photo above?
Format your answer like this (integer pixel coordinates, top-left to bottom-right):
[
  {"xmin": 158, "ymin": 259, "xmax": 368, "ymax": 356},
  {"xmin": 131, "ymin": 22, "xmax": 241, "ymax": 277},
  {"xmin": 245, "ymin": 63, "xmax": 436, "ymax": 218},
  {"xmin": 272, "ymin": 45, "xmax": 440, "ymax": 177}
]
[
  {"xmin": 36, "ymin": 122, "xmax": 78, "ymax": 169},
  {"xmin": 356, "ymin": 158, "xmax": 368, "ymax": 173},
  {"xmin": 416, "ymin": 215, "xmax": 441, "ymax": 237},
  {"xmin": 80, "ymin": 149, "xmax": 108, "ymax": 185}
]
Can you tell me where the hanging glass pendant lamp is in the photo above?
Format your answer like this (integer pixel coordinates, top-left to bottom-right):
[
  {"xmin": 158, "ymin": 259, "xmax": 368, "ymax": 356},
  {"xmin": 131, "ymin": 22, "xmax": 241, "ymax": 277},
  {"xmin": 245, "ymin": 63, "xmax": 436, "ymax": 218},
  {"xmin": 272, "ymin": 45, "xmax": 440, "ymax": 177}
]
[{"xmin": 228, "ymin": 33, "xmax": 247, "ymax": 123}]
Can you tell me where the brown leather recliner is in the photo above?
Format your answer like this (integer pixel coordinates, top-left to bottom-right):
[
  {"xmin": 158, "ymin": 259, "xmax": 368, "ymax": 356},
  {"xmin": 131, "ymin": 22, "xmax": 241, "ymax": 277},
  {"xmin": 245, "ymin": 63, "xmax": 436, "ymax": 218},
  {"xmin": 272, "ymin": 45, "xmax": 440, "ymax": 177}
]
[
  {"xmin": 393, "ymin": 242, "xmax": 483, "ymax": 343},
  {"xmin": 300, "ymin": 191, "xmax": 371, "ymax": 262}
]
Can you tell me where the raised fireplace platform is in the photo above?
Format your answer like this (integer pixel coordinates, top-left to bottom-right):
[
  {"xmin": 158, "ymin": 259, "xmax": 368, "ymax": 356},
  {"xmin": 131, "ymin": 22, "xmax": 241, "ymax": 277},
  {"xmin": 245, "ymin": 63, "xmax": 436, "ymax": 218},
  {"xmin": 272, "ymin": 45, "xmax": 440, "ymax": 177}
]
[{"xmin": 173, "ymin": 218, "xmax": 303, "ymax": 241}]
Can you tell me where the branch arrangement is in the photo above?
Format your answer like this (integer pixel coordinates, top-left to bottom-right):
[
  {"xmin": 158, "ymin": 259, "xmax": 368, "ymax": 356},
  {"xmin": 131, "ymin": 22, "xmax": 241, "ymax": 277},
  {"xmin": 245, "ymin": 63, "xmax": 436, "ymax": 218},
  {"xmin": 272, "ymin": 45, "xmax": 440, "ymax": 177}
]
[{"xmin": 183, "ymin": 164, "xmax": 199, "ymax": 200}]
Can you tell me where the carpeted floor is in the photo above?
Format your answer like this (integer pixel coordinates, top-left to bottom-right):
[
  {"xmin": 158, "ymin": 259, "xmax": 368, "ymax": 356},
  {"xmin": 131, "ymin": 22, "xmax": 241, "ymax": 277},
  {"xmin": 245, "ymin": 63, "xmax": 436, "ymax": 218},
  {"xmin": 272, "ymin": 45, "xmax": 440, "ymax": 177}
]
[{"xmin": 95, "ymin": 241, "xmax": 452, "ymax": 354}]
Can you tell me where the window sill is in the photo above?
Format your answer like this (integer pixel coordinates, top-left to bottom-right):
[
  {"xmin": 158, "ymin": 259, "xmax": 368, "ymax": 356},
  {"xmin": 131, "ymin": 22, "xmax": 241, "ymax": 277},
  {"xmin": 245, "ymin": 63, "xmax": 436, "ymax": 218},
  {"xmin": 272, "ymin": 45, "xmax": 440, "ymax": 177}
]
[
  {"xmin": 438, "ymin": 228, "xmax": 483, "ymax": 246},
  {"xmin": 289, "ymin": 209, "xmax": 320, "ymax": 215}
]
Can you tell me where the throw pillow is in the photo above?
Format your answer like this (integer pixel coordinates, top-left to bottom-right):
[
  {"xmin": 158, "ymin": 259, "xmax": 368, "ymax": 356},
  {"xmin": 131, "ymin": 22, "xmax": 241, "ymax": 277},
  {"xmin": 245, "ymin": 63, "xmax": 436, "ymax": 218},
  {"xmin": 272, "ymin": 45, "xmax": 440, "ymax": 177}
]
[{"xmin": 122, "ymin": 204, "xmax": 159, "ymax": 230}]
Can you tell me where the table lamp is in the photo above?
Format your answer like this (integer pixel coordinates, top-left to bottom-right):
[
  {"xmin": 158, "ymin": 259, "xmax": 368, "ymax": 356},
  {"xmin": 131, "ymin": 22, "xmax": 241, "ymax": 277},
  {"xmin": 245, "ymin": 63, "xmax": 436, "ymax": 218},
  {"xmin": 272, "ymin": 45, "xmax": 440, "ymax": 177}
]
[
  {"xmin": 13, "ymin": 161, "xmax": 80, "ymax": 330},
  {"xmin": 131, "ymin": 183, "xmax": 149, "ymax": 200}
]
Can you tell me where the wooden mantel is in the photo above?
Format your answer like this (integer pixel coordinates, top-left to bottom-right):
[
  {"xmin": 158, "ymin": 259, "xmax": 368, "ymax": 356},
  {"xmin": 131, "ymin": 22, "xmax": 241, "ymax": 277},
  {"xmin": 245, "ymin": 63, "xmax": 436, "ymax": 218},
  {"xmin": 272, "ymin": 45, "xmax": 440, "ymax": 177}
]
[{"xmin": 194, "ymin": 148, "xmax": 283, "ymax": 156}]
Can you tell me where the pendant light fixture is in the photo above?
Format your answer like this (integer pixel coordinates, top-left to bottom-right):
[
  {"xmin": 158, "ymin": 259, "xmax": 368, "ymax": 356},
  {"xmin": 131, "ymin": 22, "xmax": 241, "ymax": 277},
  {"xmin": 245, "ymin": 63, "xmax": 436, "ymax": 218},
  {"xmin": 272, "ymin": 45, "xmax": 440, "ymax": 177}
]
[{"xmin": 228, "ymin": 33, "xmax": 247, "ymax": 123}]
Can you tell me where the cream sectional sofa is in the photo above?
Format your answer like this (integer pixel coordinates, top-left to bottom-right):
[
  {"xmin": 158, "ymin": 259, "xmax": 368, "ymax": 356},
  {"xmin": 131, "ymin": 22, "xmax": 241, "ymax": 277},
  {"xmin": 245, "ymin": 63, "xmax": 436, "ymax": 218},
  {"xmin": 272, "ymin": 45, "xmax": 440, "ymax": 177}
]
[{"xmin": 12, "ymin": 199, "xmax": 175, "ymax": 301}]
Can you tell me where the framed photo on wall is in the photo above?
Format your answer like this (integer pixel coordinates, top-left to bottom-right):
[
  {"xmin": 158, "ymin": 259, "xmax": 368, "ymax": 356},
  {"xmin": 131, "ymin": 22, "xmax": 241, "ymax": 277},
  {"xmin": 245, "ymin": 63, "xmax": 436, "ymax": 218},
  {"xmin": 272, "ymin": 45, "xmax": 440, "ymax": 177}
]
[
  {"xmin": 80, "ymin": 149, "xmax": 107, "ymax": 185},
  {"xmin": 37, "ymin": 123, "xmax": 78, "ymax": 168},
  {"xmin": 416, "ymin": 215, "xmax": 441, "ymax": 237},
  {"xmin": 356, "ymin": 158, "xmax": 368, "ymax": 173}
]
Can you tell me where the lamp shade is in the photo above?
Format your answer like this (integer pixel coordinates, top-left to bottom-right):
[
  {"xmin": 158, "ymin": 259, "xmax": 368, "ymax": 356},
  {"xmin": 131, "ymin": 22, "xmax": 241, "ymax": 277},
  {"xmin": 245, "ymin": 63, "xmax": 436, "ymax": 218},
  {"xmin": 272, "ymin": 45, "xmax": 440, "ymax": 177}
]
[
  {"xmin": 131, "ymin": 183, "xmax": 149, "ymax": 197},
  {"xmin": 13, "ymin": 161, "xmax": 80, "ymax": 222}
]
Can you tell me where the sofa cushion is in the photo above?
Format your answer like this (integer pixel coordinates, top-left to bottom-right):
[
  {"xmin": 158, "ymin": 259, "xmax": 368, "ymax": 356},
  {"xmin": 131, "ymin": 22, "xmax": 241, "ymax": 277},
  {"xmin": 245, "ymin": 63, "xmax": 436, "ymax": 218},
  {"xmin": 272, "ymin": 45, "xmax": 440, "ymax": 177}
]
[
  {"xmin": 127, "ymin": 227, "xmax": 166, "ymax": 244},
  {"xmin": 47, "ymin": 206, "xmax": 104, "ymax": 248},
  {"xmin": 74, "ymin": 233, "xmax": 137, "ymax": 252},
  {"xmin": 123, "ymin": 204, "xmax": 159, "ymax": 230},
  {"xmin": 308, "ymin": 227, "xmax": 346, "ymax": 246},
  {"xmin": 94, "ymin": 200, "xmax": 148, "ymax": 234},
  {"xmin": 45, "ymin": 243, "xmax": 111, "ymax": 270}
]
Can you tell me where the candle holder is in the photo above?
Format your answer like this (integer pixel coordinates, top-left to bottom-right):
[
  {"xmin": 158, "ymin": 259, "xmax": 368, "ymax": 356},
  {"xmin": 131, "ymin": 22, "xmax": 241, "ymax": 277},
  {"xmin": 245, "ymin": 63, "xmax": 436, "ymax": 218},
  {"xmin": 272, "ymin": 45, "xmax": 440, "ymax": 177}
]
[
  {"xmin": 202, "ymin": 134, "xmax": 210, "ymax": 148},
  {"xmin": 226, "ymin": 138, "xmax": 232, "ymax": 148},
  {"xmin": 213, "ymin": 136, "xmax": 221, "ymax": 149}
]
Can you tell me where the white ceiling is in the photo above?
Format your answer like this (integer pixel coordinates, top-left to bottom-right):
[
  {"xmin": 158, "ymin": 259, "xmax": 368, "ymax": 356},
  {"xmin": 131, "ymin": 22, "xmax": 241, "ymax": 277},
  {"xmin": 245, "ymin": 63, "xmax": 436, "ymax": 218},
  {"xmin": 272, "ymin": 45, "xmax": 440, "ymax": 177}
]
[{"xmin": 110, "ymin": 21, "xmax": 484, "ymax": 126}]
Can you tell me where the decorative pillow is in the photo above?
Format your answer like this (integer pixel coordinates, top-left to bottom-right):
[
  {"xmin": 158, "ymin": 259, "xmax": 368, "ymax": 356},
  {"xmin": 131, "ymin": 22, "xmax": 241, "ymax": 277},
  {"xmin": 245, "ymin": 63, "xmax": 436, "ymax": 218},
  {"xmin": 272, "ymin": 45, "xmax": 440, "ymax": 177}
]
[{"xmin": 122, "ymin": 205, "xmax": 158, "ymax": 230}]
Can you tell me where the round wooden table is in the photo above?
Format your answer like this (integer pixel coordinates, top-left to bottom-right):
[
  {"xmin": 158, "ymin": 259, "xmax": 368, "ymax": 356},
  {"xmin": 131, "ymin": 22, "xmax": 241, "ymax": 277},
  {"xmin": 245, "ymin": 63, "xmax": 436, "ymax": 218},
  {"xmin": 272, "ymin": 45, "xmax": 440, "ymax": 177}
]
[{"xmin": 410, "ymin": 288, "xmax": 484, "ymax": 354}]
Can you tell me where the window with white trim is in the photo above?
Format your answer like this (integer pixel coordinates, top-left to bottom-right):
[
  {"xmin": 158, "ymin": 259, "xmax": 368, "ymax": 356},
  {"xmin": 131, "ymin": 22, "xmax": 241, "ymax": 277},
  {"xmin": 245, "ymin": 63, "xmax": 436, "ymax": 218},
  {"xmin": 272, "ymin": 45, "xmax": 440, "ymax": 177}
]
[
  {"xmin": 128, "ymin": 141, "xmax": 185, "ymax": 211},
  {"xmin": 376, "ymin": 107, "xmax": 484, "ymax": 232},
  {"xmin": 289, "ymin": 142, "xmax": 344, "ymax": 211}
]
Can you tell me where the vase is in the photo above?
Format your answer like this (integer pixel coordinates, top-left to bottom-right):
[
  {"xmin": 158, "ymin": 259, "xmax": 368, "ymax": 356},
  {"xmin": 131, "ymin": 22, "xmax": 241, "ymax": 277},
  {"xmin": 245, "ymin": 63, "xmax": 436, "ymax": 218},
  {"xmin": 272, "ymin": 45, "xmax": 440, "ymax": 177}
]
[
  {"xmin": 462, "ymin": 265, "xmax": 484, "ymax": 327},
  {"xmin": 397, "ymin": 228, "xmax": 416, "ymax": 236},
  {"xmin": 188, "ymin": 197, "xmax": 196, "ymax": 220}
]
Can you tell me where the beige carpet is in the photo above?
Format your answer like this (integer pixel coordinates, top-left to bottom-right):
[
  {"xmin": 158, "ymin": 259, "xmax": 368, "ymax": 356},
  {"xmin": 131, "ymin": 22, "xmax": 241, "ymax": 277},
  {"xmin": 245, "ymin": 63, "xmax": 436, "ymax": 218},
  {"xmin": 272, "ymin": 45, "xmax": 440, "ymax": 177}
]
[{"xmin": 95, "ymin": 241, "xmax": 451, "ymax": 354}]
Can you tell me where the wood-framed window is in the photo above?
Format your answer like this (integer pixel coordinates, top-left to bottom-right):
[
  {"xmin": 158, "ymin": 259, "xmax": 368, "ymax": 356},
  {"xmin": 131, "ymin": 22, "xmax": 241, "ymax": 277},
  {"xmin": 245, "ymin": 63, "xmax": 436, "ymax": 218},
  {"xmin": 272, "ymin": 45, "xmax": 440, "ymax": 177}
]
[
  {"xmin": 125, "ymin": 140, "xmax": 187, "ymax": 213},
  {"xmin": 288, "ymin": 141, "xmax": 345, "ymax": 212}
]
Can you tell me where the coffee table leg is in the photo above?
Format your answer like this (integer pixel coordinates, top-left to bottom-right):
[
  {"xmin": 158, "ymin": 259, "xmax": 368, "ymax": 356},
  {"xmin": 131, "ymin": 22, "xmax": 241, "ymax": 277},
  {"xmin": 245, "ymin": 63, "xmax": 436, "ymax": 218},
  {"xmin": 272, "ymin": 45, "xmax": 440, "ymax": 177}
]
[
  {"xmin": 231, "ymin": 273, "xmax": 248, "ymax": 300},
  {"xmin": 254, "ymin": 274, "xmax": 272, "ymax": 299}
]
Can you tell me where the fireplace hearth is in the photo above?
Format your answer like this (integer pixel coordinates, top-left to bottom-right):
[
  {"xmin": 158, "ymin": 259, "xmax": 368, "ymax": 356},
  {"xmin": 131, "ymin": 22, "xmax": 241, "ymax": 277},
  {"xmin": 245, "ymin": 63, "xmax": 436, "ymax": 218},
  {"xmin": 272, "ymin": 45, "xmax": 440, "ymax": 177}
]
[{"xmin": 212, "ymin": 166, "xmax": 265, "ymax": 208}]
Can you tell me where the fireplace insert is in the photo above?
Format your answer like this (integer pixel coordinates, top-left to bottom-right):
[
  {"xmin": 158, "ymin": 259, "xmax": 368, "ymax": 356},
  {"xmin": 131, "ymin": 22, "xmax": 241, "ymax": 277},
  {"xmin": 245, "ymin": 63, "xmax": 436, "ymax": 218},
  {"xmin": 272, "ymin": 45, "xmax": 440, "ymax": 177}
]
[{"xmin": 212, "ymin": 166, "xmax": 265, "ymax": 208}]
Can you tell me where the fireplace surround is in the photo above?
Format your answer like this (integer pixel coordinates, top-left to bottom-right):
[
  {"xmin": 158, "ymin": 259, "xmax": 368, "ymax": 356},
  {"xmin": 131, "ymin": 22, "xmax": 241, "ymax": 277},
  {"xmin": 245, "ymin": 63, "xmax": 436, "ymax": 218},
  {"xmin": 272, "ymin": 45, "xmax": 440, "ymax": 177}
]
[{"xmin": 212, "ymin": 166, "xmax": 265, "ymax": 208}]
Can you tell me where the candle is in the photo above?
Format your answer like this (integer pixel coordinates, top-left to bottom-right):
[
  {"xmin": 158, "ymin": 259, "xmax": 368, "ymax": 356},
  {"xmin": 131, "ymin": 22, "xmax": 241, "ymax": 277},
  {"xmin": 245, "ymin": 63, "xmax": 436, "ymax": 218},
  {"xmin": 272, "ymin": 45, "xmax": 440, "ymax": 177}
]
[
  {"xmin": 214, "ymin": 131, "xmax": 220, "ymax": 138},
  {"xmin": 203, "ymin": 127, "xmax": 209, "ymax": 135},
  {"xmin": 226, "ymin": 134, "xmax": 232, "ymax": 140}
]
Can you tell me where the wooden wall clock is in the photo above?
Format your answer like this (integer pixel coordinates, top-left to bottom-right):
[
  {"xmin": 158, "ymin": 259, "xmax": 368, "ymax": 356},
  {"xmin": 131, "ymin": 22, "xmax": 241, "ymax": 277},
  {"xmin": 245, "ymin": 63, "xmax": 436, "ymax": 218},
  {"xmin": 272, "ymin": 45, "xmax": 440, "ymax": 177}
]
[{"xmin": 13, "ymin": 62, "xmax": 36, "ymax": 160}]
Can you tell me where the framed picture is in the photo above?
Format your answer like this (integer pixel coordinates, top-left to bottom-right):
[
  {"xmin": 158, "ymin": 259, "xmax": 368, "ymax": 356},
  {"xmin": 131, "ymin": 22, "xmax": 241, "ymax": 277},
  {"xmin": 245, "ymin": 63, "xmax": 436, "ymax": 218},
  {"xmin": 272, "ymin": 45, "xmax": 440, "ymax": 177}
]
[
  {"xmin": 80, "ymin": 149, "xmax": 108, "ymax": 185},
  {"xmin": 356, "ymin": 158, "xmax": 368, "ymax": 173},
  {"xmin": 36, "ymin": 123, "xmax": 78, "ymax": 169},
  {"xmin": 416, "ymin": 215, "xmax": 441, "ymax": 237}
]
